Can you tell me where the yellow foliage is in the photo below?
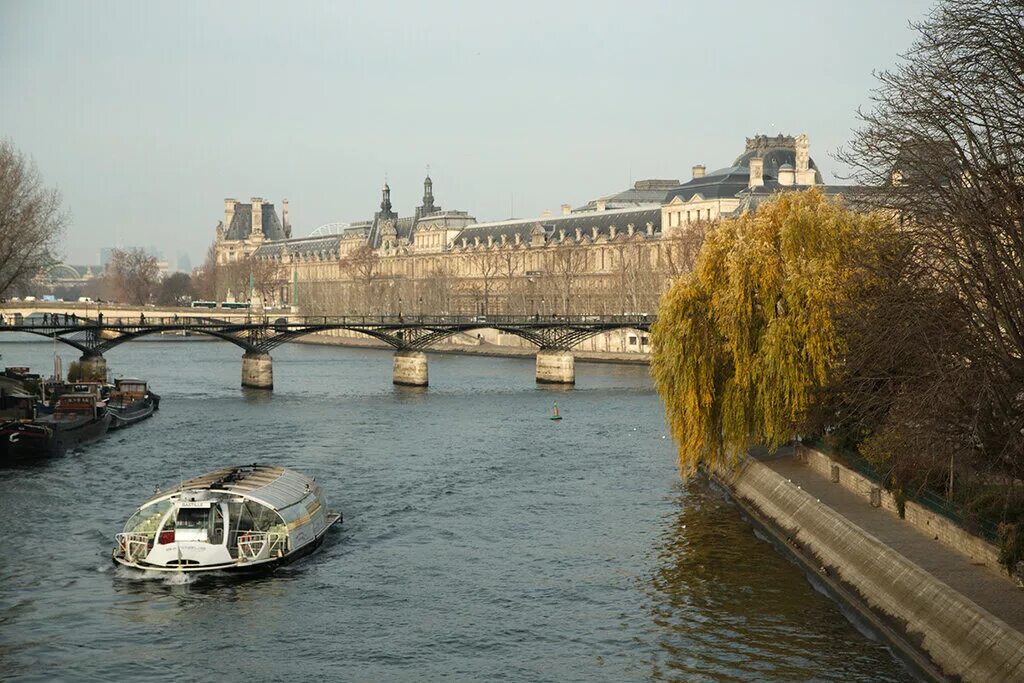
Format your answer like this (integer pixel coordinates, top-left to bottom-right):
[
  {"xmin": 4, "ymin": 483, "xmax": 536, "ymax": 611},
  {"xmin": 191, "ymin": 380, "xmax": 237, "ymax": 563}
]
[{"xmin": 651, "ymin": 188, "xmax": 895, "ymax": 474}]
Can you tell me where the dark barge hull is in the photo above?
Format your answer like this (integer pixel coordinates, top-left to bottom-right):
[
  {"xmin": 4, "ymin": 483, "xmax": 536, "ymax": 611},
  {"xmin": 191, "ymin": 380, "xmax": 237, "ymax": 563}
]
[
  {"xmin": 0, "ymin": 413, "xmax": 111, "ymax": 460},
  {"xmin": 108, "ymin": 399, "xmax": 156, "ymax": 430}
]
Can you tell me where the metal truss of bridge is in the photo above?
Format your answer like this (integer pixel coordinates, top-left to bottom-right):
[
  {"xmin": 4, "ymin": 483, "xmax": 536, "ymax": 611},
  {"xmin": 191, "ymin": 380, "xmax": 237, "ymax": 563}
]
[{"xmin": 0, "ymin": 314, "xmax": 655, "ymax": 390}]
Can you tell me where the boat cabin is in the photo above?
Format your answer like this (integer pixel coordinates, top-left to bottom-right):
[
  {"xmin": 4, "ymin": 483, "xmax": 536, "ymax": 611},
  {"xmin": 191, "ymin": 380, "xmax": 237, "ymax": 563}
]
[
  {"xmin": 54, "ymin": 393, "xmax": 102, "ymax": 417},
  {"xmin": 114, "ymin": 464, "xmax": 338, "ymax": 572},
  {"xmin": 111, "ymin": 378, "xmax": 148, "ymax": 402}
]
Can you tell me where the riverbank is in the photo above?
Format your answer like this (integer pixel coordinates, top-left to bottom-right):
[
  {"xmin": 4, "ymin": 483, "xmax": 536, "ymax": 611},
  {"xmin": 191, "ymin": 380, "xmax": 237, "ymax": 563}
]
[
  {"xmin": 714, "ymin": 447, "xmax": 1024, "ymax": 682},
  {"xmin": 295, "ymin": 331, "xmax": 651, "ymax": 365}
]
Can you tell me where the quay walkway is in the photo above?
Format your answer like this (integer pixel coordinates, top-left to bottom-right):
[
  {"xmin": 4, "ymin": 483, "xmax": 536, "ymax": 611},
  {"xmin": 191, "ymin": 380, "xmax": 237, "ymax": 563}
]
[{"xmin": 759, "ymin": 449, "xmax": 1024, "ymax": 679}]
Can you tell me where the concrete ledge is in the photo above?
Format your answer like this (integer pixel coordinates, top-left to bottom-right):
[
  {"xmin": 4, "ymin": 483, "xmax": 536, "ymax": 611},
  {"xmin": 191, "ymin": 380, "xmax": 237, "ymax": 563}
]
[{"xmin": 716, "ymin": 457, "xmax": 1024, "ymax": 682}]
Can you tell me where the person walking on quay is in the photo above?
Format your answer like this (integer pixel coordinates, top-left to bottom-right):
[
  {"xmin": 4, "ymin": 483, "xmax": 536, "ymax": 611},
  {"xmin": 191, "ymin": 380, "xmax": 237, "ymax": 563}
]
[
  {"xmin": 98, "ymin": 312, "xmax": 103, "ymax": 325},
  {"xmin": 140, "ymin": 312, "xmax": 145, "ymax": 324}
]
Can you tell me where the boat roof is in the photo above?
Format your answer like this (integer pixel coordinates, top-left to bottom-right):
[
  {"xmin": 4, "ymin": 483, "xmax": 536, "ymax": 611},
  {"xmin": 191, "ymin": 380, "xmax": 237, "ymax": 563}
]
[{"xmin": 146, "ymin": 464, "xmax": 317, "ymax": 511}]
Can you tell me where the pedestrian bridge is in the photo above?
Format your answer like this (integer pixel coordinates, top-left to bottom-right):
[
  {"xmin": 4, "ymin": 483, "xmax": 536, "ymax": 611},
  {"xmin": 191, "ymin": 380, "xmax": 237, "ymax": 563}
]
[{"xmin": 0, "ymin": 310, "xmax": 655, "ymax": 389}]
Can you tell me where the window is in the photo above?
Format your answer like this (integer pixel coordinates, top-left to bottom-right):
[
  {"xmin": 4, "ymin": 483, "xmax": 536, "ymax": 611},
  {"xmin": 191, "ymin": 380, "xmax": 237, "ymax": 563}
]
[{"xmin": 629, "ymin": 335, "xmax": 637, "ymax": 345}]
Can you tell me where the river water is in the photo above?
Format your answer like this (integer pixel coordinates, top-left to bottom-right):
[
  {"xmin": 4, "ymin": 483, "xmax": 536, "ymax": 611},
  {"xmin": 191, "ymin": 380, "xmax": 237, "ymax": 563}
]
[{"xmin": 0, "ymin": 337, "xmax": 912, "ymax": 682}]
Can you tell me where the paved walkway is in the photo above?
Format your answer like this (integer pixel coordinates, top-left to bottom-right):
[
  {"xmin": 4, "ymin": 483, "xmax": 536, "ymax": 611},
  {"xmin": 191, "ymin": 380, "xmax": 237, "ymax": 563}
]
[{"xmin": 762, "ymin": 451, "xmax": 1024, "ymax": 634}]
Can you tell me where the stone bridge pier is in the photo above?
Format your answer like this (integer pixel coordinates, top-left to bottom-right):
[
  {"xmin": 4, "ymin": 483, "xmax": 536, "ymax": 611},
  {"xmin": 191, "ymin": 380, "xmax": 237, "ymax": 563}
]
[
  {"xmin": 535, "ymin": 350, "xmax": 575, "ymax": 385},
  {"xmin": 242, "ymin": 352, "xmax": 274, "ymax": 390},
  {"xmin": 393, "ymin": 350, "xmax": 428, "ymax": 386}
]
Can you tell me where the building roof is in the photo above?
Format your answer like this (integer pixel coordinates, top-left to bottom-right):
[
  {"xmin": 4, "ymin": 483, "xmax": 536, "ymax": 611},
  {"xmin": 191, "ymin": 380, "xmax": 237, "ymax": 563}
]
[
  {"xmin": 224, "ymin": 202, "xmax": 288, "ymax": 241},
  {"xmin": 664, "ymin": 166, "xmax": 754, "ymax": 202},
  {"xmin": 575, "ymin": 179, "xmax": 679, "ymax": 212},
  {"xmin": 254, "ymin": 234, "xmax": 342, "ymax": 258},
  {"xmin": 457, "ymin": 206, "xmax": 661, "ymax": 244}
]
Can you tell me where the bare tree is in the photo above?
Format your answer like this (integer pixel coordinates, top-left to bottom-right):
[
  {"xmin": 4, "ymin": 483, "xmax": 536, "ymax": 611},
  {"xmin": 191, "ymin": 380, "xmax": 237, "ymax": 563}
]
[
  {"xmin": 468, "ymin": 248, "xmax": 501, "ymax": 315},
  {"xmin": 0, "ymin": 140, "xmax": 65, "ymax": 297},
  {"xmin": 249, "ymin": 256, "xmax": 287, "ymax": 306},
  {"xmin": 661, "ymin": 220, "xmax": 711, "ymax": 279},
  {"xmin": 837, "ymin": 0, "xmax": 1024, "ymax": 480},
  {"xmin": 191, "ymin": 244, "xmax": 219, "ymax": 301},
  {"xmin": 108, "ymin": 248, "xmax": 160, "ymax": 305},
  {"xmin": 157, "ymin": 272, "xmax": 194, "ymax": 306},
  {"xmin": 496, "ymin": 247, "xmax": 525, "ymax": 314},
  {"xmin": 341, "ymin": 244, "xmax": 380, "ymax": 314},
  {"xmin": 548, "ymin": 243, "xmax": 588, "ymax": 315}
]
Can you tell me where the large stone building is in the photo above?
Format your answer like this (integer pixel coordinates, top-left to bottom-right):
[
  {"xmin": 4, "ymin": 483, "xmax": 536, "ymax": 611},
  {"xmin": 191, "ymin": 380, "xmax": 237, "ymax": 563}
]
[{"xmin": 214, "ymin": 133, "xmax": 841, "ymax": 318}]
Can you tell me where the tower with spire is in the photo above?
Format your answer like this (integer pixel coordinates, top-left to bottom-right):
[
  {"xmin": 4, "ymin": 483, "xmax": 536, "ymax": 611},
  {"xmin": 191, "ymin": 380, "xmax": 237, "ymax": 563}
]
[{"xmin": 415, "ymin": 166, "xmax": 441, "ymax": 220}]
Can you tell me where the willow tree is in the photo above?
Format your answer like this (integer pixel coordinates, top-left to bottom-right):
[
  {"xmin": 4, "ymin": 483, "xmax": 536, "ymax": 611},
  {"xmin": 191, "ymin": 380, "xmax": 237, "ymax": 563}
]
[{"xmin": 650, "ymin": 189, "xmax": 896, "ymax": 473}]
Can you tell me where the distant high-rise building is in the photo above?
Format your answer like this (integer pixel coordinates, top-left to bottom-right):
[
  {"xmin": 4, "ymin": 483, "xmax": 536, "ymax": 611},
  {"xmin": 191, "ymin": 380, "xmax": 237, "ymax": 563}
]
[{"xmin": 177, "ymin": 251, "xmax": 192, "ymax": 273}]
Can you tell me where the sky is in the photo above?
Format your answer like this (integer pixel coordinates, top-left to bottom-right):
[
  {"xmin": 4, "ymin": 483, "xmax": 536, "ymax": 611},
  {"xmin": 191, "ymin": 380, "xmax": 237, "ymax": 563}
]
[{"xmin": 0, "ymin": 0, "xmax": 936, "ymax": 267}]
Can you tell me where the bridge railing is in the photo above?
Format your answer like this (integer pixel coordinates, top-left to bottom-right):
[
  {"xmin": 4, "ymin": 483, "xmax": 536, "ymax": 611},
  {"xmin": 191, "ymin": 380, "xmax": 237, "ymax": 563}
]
[{"xmin": 0, "ymin": 313, "xmax": 656, "ymax": 328}]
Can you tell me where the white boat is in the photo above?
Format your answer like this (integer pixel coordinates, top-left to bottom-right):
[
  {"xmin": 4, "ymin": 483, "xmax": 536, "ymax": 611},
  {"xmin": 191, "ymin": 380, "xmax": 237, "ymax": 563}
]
[{"xmin": 112, "ymin": 464, "xmax": 341, "ymax": 573}]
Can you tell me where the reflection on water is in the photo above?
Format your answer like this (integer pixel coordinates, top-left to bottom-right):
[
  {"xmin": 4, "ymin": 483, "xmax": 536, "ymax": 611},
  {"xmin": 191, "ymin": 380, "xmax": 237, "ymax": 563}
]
[
  {"xmin": 645, "ymin": 481, "xmax": 911, "ymax": 682},
  {"xmin": 0, "ymin": 338, "xmax": 911, "ymax": 682}
]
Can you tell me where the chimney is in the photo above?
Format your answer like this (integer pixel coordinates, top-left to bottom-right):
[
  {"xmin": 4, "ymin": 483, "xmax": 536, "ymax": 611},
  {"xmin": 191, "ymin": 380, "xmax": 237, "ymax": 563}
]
[
  {"xmin": 282, "ymin": 198, "xmax": 291, "ymax": 238},
  {"xmin": 250, "ymin": 197, "xmax": 264, "ymax": 237},
  {"xmin": 748, "ymin": 158, "xmax": 764, "ymax": 188},
  {"xmin": 778, "ymin": 164, "xmax": 795, "ymax": 186},
  {"xmin": 595, "ymin": 199, "xmax": 607, "ymax": 212},
  {"xmin": 795, "ymin": 134, "xmax": 816, "ymax": 185},
  {"xmin": 692, "ymin": 164, "xmax": 706, "ymax": 179},
  {"xmin": 561, "ymin": 203, "xmax": 571, "ymax": 216},
  {"xmin": 224, "ymin": 199, "xmax": 237, "ymax": 235},
  {"xmin": 542, "ymin": 209, "xmax": 552, "ymax": 218}
]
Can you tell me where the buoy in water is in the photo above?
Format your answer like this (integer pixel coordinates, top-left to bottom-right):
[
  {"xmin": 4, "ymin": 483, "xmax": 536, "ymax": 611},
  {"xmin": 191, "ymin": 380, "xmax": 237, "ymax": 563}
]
[{"xmin": 550, "ymin": 402, "xmax": 563, "ymax": 421}]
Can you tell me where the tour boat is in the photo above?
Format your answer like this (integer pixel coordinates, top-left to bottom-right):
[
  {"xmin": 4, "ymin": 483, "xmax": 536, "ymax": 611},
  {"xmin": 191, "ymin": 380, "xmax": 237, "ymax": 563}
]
[
  {"xmin": 112, "ymin": 464, "xmax": 342, "ymax": 573},
  {"xmin": 107, "ymin": 378, "xmax": 160, "ymax": 430}
]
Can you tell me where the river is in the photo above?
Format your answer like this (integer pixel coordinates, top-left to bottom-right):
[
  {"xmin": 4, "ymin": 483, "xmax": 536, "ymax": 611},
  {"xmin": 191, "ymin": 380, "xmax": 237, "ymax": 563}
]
[{"xmin": 0, "ymin": 337, "xmax": 913, "ymax": 682}]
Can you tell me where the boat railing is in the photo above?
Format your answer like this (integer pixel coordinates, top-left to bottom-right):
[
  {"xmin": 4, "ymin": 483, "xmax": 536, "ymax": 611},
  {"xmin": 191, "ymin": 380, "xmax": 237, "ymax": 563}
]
[
  {"xmin": 237, "ymin": 532, "xmax": 285, "ymax": 561},
  {"xmin": 115, "ymin": 533, "xmax": 152, "ymax": 562}
]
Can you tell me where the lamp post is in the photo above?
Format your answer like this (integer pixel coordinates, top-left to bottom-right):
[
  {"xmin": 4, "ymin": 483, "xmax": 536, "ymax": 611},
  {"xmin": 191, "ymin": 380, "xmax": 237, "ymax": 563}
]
[{"xmin": 398, "ymin": 296, "xmax": 403, "ymax": 320}]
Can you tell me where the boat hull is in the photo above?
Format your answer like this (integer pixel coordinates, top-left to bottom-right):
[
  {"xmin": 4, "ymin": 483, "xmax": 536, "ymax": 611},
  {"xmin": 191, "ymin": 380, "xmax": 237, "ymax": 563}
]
[
  {"xmin": 108, "ymin": 398, "xmax": 156, "ymax": 430},
  {"xmin": 0, "ymin": 413, "xmax": 111, "ymax": 459},
  {"xmin": 112, "ymin": 512, "xmax": 342, "ymax": 574}
]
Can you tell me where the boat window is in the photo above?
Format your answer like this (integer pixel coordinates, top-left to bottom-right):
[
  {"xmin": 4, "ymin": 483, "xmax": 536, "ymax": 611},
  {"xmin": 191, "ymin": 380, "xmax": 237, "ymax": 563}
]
[
  {"xmin": 176, "ymin": 507, "xmax": 210, "ymax": 530},
  {"xmin": 210, "ymin": 505, "xmax": 224, "ymax": 545},
  {"xmin": 123, "ymin": 500, "xmax": 172, "ymax": 536}
]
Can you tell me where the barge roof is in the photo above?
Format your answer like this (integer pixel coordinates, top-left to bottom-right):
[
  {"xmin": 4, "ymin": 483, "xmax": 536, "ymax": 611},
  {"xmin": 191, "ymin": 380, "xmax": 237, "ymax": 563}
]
[{"xmin": 148, "ymin": 464, "xmax": 317, "ymax": 511}]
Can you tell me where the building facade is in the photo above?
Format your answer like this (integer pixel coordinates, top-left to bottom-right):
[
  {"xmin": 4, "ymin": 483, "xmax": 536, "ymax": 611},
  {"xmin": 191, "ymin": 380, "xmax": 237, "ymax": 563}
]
[{"xmin": 214, "ymin": 134, "xmax": 842, "ymax": 317}]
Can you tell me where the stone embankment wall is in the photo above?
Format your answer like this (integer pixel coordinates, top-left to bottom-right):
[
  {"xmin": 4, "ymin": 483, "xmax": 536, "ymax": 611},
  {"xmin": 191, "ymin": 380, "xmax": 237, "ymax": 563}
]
[
  {"xmin": 798, "ymin": 446, "xmax": 1003, "ymax": 574},
  {"xmin": 716, "ymin": 457, "xmax": 1024, "ymax": 682}
]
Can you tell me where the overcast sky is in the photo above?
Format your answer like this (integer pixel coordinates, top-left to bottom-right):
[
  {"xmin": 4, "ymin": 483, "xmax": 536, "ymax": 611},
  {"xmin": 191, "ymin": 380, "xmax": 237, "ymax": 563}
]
[{"xmin": 1, "ymin": 0, "xmax": 935, "ymax": 267}]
